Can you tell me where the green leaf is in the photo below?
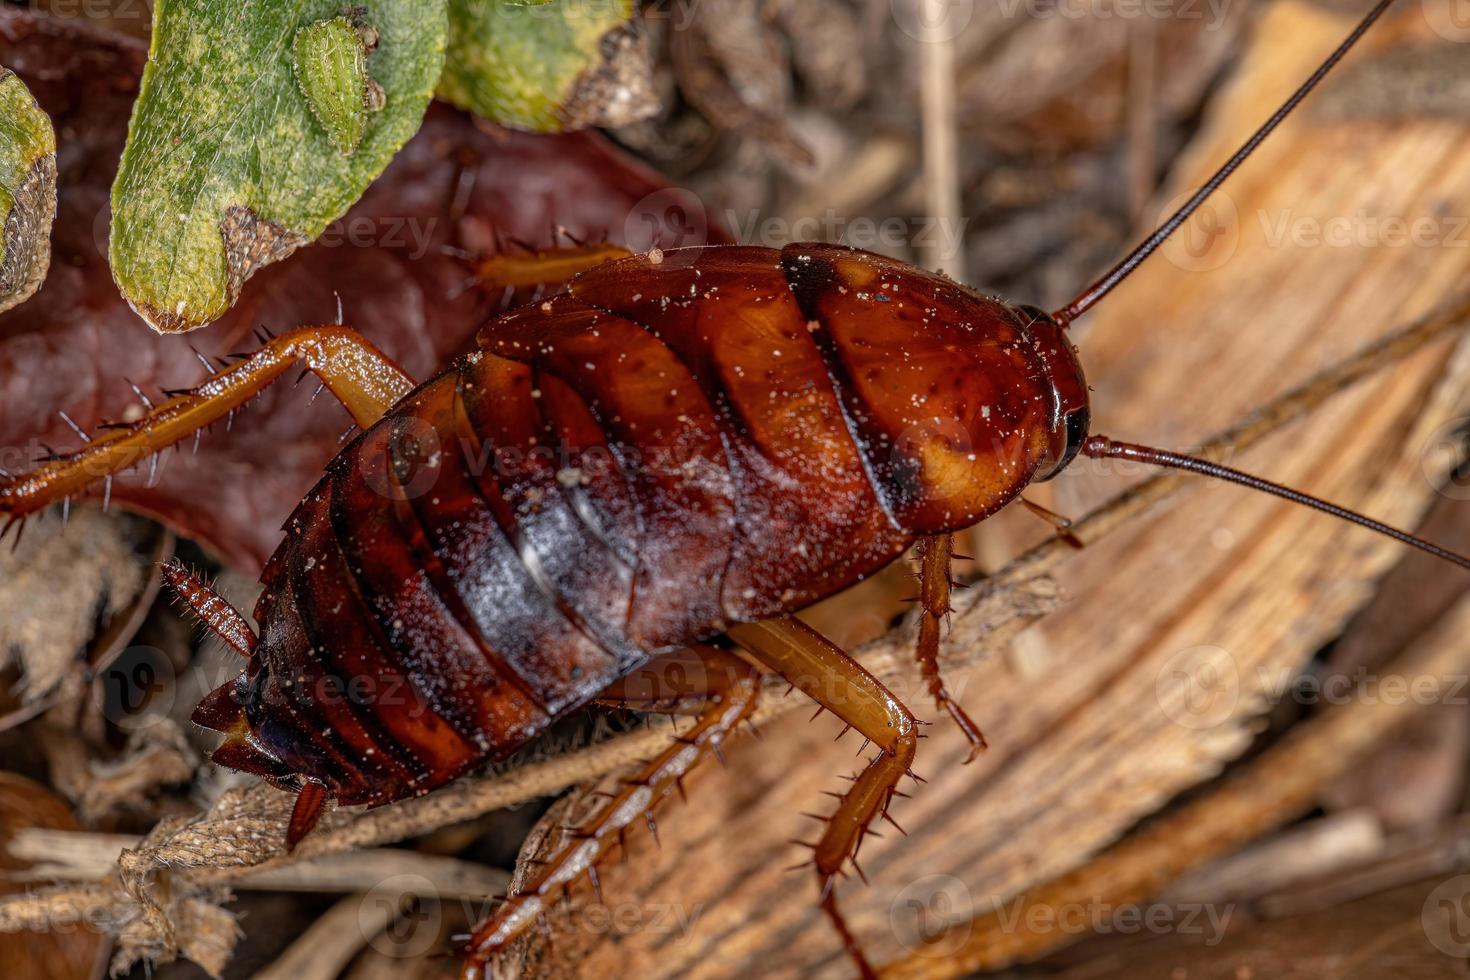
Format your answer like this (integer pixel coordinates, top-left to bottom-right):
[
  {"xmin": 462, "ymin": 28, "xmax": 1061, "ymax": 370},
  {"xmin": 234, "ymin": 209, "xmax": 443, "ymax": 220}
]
[
  {"xmin": 439, "ymin": 0, "xmax": 655, "ymax": 133},
  {"xmin": 0, "ymin": 68, "xmax": 56, "ymax": 315},
  {"xmin": 110, "ymin": 0, "xmax": 448, "ymax": 333}
]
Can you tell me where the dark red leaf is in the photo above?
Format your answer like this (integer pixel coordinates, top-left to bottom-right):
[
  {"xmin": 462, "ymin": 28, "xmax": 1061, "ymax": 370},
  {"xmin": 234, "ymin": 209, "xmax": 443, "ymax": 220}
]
[{"xmin": 0, "ymin": 10, "xmax": 724, "ymax": 571}]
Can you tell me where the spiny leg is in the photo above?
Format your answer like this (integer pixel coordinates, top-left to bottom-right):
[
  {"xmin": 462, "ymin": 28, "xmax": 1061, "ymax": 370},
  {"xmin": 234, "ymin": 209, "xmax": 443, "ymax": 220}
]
[
  {"xmin": 0, "ymin": 326, "xmax": 415, "ymax": 529},
  {"xmin": 2, "ymin": 328, "xmax": 410, "ymax": 838},
  {"xmin": 476, "ymin": 240, "xmax": 633, "ymax": 287},
  {"xmin": 160, "ymin": 560, "xmax": 337, "ymax": 846},
  {"xmin": 161, "ymin": 558, "xmax": 257, "ymax": 659},
  {"xmin": 728, "ymin": 617, "xmax": 918, "ymax": 980},
  {"xmin": 1020, "ymin": 496, "xmax": 1085, "ymax": 549},
  {"xmin": 593, "ymin": 645, "xmax": 745, "ymax": 716},
  {"xmin": 451, "ymin": 238, "xmax": 633, "ymax": 301},
  {"xmin": 461, "ymin": 645, "xmax": 759, "ymax": 980},
  {"xmin": 916, "ymin": 534, "xmax": 987, "ymax": 762}
]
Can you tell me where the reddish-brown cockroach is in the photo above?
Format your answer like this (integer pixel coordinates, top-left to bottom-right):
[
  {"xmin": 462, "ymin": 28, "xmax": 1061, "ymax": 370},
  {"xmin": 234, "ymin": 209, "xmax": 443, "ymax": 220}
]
[{"xmin": 0, "ymin": 0, "xmax": 1459, "ymax": 975}]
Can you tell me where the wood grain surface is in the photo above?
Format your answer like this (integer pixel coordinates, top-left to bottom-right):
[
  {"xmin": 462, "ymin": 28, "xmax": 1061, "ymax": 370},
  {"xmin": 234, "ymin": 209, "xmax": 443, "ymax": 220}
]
[{"xmin": 504, "ymin": 4, "xmax": 1470, "ymax": 977}]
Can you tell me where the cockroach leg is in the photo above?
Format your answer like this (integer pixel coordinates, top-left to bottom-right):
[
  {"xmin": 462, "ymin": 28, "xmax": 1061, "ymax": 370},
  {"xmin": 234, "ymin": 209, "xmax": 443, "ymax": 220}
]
[
  {"xmin": 593, "ymin": 646, "xmax": 747, "ymax": 716},
  {"xmin": 0, "ymin": 326, "xmax": 415, "ymax": 522},
  {"xmin": 286, "ymin": 779, "xmax": 331, "ymax": 850},
  {"xmin": 728, "ymin": 617, "xmax": 918, "ymax": 980},
  {"xmin": 467, "ymin": 241, "xmax": 634, "ymax": 291},
  {"xmin": 160, "ymin": 558, "xmax": 258, "ymax": 658},
  {"xmin": 460, "ymin": 645, "xmax": 759, "ymax": 980},
  {"xmin": 916, "ymin": 535, "xmax": 987, "ymax": 762},
  {"xmin": 1020, "ymin": 496, "xmax": 1086, "ymax": 550}
]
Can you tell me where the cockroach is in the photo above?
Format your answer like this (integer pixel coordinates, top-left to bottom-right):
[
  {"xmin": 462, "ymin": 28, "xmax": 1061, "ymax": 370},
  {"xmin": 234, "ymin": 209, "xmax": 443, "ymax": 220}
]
[{"xmin": 0, "ymin": 0, "xmax": 1459, "ymax": 975}]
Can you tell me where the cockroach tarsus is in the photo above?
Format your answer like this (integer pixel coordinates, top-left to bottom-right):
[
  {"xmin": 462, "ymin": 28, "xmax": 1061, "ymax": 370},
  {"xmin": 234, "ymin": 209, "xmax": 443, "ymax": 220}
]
[{"xmin": 0, "ymin": 1, "xmax": 1461, "ymax": 977}]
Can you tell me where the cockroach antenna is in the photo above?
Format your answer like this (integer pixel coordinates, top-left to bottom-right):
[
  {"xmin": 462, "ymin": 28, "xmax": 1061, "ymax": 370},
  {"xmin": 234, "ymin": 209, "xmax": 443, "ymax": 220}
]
[
  {"xmin": 1051, "ymin": 0, "xmax": 1397, "ymax": 326},
  {"xmin": 159, "ymin": 558, "xmax": 259, "ymax": 658},
  {"xmin": 1081, "ymin": 436, "xmax": 1470, "ymax": 570},
  {"xmin": 1047, "ymin": 0, "xmax": 1470, "ymax": 568}
]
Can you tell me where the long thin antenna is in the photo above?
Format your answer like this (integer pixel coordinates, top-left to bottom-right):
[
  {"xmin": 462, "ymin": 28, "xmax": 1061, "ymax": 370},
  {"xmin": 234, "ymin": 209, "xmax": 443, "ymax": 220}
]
[
  {"xmin": 1051, "ymin": 0, "xmax": 1397, "ymax": 326},
  {"xmin": 1082, "ymin": 436, "xmax": 1470, "ymax": 570}
]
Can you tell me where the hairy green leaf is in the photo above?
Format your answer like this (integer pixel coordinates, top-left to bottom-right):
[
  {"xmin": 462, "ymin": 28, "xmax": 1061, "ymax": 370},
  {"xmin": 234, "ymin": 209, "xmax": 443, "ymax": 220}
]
[
  {"xmin": 439, "ymin": 0, "xmax": 655, "ymax": 133},
  {"xmin": 110, "ymin": 0, "xmax": 447, "ymax": 333},
  {"xmin": 0, "ymin": 68, "xmax": 56, "ymax": 315}
]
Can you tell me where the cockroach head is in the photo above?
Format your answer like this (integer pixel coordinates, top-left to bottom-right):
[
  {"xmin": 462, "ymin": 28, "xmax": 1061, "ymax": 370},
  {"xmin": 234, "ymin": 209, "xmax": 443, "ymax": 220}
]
[{"xmin": 1013, "ymin": 304, "xmax": 1090, "ymax": 481}]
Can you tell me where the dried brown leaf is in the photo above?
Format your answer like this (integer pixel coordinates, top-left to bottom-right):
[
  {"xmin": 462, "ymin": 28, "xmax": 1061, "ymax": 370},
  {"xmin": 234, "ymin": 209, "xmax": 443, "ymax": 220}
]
[
  {"xmin": 71, "ymin": 720, "xmax": 197, "ymax": 823},
  {"xmin": 671, "ymin": 0, "xmax": 814, "ymax": 166},
  {"xmin": 0, "ymin": 773, "xmax": 105, "ymax": 980},
  {"xmin": 768, "ymin": 0, "xmax": 866, "ymax": 110},
  {"xmin": 0, "ymin": 507, "xmax": 159, "ymax": 708}
]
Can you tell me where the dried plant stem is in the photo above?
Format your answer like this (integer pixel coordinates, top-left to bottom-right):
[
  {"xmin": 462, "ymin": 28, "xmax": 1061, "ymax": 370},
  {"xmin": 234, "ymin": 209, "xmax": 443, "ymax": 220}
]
[
  {"xmin": 0, "ymin": 883, "xmax": 118, "ymax": 932},
  {"xmin": 6, "ymin": 829, "xmax": 507, "ymax": 898},
  {"xmin": 878, "ymin": 593, "xmax": 1470, "ymax": 979},
  {"xmin": 253, "ymin": 895, "xmax": 392, "ymax": 980},
  {"xmin": 1, "ymin": 291, "xmax": 1467, "ymax": 943},
  {"xmin": 1125, "ymin": 21, "xmax": 1159, "ymax": 224},
  {"xmin": 917, "ymin": 0, "xmax": 965, "ymax": 277}
]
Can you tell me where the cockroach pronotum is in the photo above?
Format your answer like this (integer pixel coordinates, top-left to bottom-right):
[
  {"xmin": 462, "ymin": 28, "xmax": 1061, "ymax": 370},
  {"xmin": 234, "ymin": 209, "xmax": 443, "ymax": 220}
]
[{"xmin": 0, "ymin": 0, "xmax": 1461, "ymax": 975}]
